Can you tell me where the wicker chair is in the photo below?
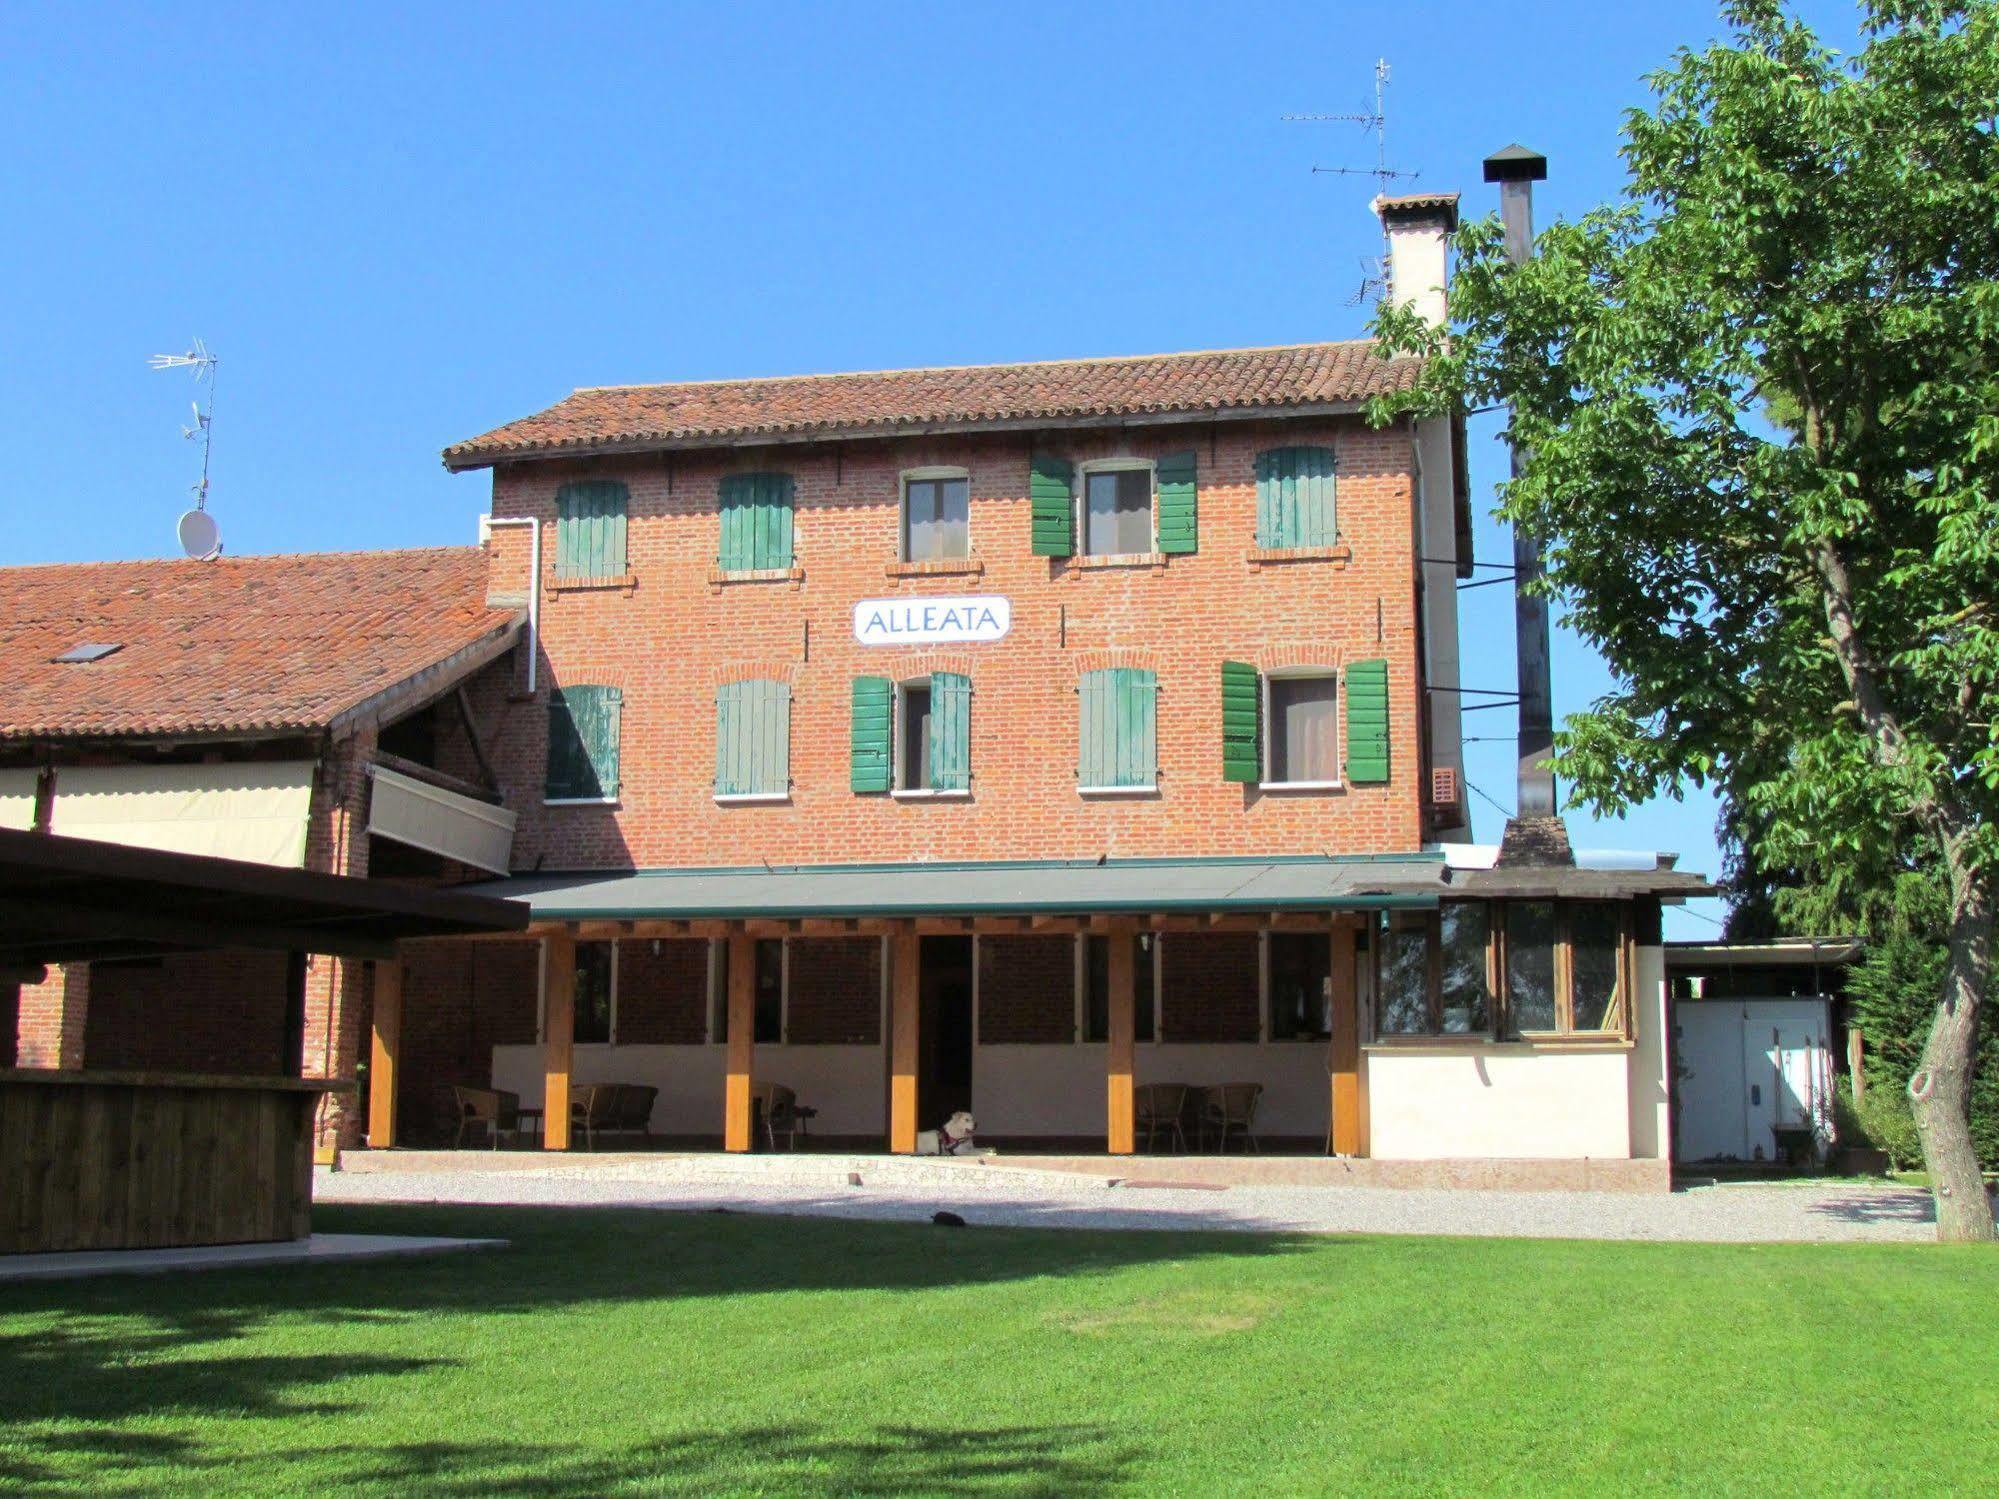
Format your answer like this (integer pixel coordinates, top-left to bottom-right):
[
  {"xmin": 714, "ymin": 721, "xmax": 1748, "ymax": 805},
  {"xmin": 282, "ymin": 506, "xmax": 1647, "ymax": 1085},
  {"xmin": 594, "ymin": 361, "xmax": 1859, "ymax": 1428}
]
[
  {"xmin": 1134, "ymin": 1082, "xmax": 1190, "ymax": 1153},
  {"xmin": 570, "ymin": 1083, "xmax": 657, "ymax": 1151},
  {"xmin": 751, "ymin": 1082, "xmax": 807, "ymax": 1152},
  {"xmin": 453, "ymin": 1086, "xmax": 522, "ymax": 1150},
  {"xmin": 1197, "ymin": 1083, "xmax": 1264, "ymax": 1154}
]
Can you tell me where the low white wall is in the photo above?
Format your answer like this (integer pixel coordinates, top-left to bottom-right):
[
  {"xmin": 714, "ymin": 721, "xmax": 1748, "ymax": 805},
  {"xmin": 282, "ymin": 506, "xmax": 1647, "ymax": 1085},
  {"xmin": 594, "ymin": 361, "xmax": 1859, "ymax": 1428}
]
[
  {"xmin": 1366, "ymin": 1044, "xmax": 1634, "ymax": 1160},
  {"xmin": 973, "ymin": 1042, "xmax": 1329, "ymax": 1138},
  {"xmin": 492, "ymin": 1043, "xmax": 886, "ymax": 1137}
]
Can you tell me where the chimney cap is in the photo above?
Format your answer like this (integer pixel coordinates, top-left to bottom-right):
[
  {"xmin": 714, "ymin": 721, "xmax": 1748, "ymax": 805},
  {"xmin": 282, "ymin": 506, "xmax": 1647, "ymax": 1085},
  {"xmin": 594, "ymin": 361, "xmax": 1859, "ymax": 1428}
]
[
  {"xmin": 1483, "ymin": 144, "xmax": 1548, "ymax": 183},
  {"xmin": 1372, "ymin": 190, "xmax": 1461, "ymax": 231}
]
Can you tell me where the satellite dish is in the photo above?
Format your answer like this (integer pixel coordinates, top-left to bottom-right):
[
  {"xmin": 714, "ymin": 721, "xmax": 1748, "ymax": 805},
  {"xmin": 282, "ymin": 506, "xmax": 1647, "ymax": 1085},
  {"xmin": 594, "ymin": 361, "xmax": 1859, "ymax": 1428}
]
[{"xmin": 177, "ymin": 509, "xmax": 222, "ymax": 560}]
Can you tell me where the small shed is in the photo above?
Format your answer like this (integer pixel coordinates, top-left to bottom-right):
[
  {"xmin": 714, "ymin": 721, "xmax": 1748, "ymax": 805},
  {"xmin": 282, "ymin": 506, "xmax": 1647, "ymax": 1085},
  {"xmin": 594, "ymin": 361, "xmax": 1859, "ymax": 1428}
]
[
  {"xmin": 0, "ymin": 827, "xmax": 526, "ymax": 1254},
  {"xmin": 1666, "ymin": 938, "xmax": 1858, "ymax": 1166}
]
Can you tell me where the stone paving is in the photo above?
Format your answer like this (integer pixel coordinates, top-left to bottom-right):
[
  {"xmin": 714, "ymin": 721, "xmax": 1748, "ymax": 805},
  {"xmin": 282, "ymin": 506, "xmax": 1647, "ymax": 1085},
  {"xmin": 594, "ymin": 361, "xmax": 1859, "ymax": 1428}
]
[{"xmin": 317, "ymin": 1153, "xmax": 1956, "ymax": 1244}]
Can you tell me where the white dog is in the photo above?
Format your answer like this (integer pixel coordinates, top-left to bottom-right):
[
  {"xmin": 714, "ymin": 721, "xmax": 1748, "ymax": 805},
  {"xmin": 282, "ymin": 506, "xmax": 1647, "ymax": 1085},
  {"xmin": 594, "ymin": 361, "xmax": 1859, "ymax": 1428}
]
[{"xmin": 914, "ymin": 1110, "xmax": 980, "ymax": 1156}]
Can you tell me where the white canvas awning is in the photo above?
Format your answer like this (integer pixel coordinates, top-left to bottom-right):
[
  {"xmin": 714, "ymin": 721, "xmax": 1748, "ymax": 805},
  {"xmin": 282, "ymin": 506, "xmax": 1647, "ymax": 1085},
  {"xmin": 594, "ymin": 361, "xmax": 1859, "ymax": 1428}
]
[
  {"xmin": 366, "ymin": 764, "xmax": 516, "ymax": 875},
  {"xmin": 47, "ymin": 762, "xmax": 316, "ymax": 868},
  {"xmin": 0, "ymin": 768, "xmax": 37, "ymax": 831}
]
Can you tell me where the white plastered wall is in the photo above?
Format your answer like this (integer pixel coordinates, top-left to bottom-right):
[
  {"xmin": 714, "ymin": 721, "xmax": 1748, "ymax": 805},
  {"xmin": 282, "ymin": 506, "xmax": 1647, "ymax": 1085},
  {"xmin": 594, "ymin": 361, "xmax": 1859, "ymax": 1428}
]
[{"xmin": 1366, "ymin": 1044, "xmax": 1634, "ymax": 1159}]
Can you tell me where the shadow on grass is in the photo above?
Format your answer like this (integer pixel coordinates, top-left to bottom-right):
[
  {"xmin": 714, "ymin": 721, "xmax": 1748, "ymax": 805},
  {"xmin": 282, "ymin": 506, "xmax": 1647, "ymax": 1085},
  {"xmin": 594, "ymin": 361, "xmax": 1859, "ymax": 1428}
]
[
  {"xmin": 5, "ymin": 1422, "xmax": 1137, "ymax": 1497},
  {"xmin": 0, "ymin": 1205, "xmax": 1298, "ymax": 1492}
]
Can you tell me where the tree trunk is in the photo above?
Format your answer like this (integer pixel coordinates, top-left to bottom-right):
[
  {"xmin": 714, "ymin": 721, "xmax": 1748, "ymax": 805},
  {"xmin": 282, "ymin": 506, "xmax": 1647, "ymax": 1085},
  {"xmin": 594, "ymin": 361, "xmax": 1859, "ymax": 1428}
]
[{"xmin": 1911, "ymin": 844, "xmax": 1994, "ymax": 1243}]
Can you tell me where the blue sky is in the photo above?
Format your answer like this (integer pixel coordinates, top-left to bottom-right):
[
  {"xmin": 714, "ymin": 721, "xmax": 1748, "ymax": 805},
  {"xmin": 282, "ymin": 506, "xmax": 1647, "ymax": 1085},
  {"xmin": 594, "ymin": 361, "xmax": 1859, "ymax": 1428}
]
[{"xmin": 2, "ymin": 1, "xmax": 1870, "ymax": 934}]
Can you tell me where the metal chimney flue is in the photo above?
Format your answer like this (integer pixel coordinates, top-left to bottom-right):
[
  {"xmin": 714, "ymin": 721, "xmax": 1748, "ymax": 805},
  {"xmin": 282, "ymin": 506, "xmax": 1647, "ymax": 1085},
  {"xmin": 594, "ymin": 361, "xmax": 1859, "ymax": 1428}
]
[{"xmin": 1483, "ymin": 144, "xmax": 1573, "ymax": 867}]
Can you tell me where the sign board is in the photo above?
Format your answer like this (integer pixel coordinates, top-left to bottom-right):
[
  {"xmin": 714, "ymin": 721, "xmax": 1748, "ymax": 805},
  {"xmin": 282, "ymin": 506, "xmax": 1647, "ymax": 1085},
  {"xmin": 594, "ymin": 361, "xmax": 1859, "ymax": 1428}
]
[{"xmin": 853, "ymin": 595, "xmax": 1011, "ymax": 647}]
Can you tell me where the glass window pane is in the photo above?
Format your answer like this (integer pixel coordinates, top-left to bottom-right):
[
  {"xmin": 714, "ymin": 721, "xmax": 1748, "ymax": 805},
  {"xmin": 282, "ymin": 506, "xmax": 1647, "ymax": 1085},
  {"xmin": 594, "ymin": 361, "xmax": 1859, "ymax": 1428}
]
[
  {"xmin": 754, "ymin": 939, "xmax": 784, "ymax": 1043},
  {"xmin": 938, "ymin": 477, "xmax": 969, "ymax": 558},
  {"xmin": 1268, "ymin": 676, "xmax": 1338, "ymax": 782},
  {"xmin": 1116, "ymin": 469, "xmax": 1152, "ymax": 553},
  {"xmin": 1570, "ymin": 903, "xmax": 1624, "ymax": 1032},
  {"xmin": 1438, "ymin": 903, "xmax": 1491, "ymax": 1033},
  {"xmin": 573, "ymin": 942, "xmax": 613, "ymax": 1043},
  {"xmin": 899, "ymin": 685, "xmax": 932, "ymax": 790},
  {"xmin": 1376, "ymin": 913, "xmax": 1430, "ymax": 1035},
  {"xmin": 1085, "ymin": 469, "xmax": 1153, "ymax": 555},
  {"xmin": 1269, "ymin": 933, "xmax": 1332, "ymax": 1040},
  {"xmin": 1506, "ymin": 903, "xmax": 1557, "ymax": 1033}
]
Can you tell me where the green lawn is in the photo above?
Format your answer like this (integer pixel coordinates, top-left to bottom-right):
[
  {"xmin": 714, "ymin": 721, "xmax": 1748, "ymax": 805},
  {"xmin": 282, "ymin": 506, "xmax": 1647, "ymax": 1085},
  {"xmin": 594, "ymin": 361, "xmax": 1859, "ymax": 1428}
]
[{"xmin": 3, "ymin": 1205, "xmax": 1995, "ymax": 1496}]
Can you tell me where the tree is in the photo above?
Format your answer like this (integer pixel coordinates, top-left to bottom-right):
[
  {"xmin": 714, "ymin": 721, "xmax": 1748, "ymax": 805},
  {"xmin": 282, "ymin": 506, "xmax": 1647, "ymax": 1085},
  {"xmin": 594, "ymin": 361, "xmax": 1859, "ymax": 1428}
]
[{"xmin": 1371, "ymin": 0, "xmax": 1999, "ymax": 1238}]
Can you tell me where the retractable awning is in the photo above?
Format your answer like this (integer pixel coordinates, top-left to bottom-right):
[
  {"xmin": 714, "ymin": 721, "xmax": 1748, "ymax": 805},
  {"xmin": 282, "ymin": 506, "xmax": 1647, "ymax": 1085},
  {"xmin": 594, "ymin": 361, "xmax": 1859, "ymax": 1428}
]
[{"xmin": 465, "ymin": 854, "xmax": 1451, "ymax": 922}]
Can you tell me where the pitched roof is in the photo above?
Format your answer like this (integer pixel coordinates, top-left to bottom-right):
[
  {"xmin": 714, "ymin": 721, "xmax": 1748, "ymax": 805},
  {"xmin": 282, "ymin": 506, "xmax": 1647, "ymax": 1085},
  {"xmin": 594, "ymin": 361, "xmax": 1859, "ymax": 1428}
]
[
  {"xmin": 0, "ymin": 547, "xmax": 522, "ymax": 743},
  {"xmin": 442, "ymin": 340, "xmax": 1419, "ymax": 470}
]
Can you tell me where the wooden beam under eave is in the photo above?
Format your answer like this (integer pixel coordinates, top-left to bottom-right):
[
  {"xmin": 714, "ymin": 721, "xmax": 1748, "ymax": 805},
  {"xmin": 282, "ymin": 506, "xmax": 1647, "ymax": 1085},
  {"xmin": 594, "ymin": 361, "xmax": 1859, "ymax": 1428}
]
[
  {"xmin": 888, "ymin": 923, "xmax": 920, "ymax": 1153},
  {"xmin": 366, "ymin": 958, "xmax": 402, "ymax": 1149},
  {"xmin": 1105, "ymin": 918, "xmax": 1137, "ymax": 1155},
  {"xmin": 575, "ymin": 920, "xmax": 632, "ymax": 940},
  {"xmin": 543, "ymin": 930, "xmax": 576, "ymax": 1151},
  {"xmin": 724, "ymin": 928, "xmax": 755, "ymax": 1152}
]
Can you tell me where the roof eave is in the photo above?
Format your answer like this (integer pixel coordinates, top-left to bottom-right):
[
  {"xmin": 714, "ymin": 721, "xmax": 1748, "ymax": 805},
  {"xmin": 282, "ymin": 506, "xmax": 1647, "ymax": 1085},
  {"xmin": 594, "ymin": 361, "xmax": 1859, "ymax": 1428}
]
[
  {"xmin": 325, "ymin": 614, "xmax": 525, "ymax": 742},
  {"xmin": 440, "ymin": 398, "xmax": 1384, "ymax": 474}
]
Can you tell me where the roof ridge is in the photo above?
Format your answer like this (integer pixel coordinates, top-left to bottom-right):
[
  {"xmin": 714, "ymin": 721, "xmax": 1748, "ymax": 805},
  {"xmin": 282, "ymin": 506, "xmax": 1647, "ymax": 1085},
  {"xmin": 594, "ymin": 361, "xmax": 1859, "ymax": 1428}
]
[{"xmin": 570, "ymin": 339, "xmax": 1384, "ymax": 396}]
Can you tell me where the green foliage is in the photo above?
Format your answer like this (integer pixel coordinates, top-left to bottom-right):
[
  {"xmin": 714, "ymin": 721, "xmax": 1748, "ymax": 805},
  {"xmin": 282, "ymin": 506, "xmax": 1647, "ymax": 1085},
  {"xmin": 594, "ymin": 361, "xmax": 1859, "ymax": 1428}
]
[{"xmin": 1368, "ymin": 0, "xmax": 1999, "ymax": 888}]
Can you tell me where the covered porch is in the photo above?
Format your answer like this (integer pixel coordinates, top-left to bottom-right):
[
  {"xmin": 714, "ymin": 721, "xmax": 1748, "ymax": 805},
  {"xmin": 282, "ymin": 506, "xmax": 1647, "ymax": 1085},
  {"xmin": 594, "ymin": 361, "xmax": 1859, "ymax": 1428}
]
[{"xmin": 374, "ymin": 856, "xmax": 1445, "ymax": 1156}]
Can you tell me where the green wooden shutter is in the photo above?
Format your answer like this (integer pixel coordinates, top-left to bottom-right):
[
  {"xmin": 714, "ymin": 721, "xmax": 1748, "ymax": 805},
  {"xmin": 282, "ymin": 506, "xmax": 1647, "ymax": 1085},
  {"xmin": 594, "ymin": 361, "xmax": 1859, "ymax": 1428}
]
[
  {"xmin": 930, "ymin": 671, "xmax": 972, "ymax": 792},
  {"xmin": 1079, "ymin": 668, "xmax": 1155, "ymax": 788},
  {"xmin": 1255, "ymin": 447, "xmax": 1338, "ymax": 548},
  {"xmin": 546, "ymin": 685, "xmax": 621, "ymax": 798},
  {"xmin": 850, "ymin": 676, "xmax": 892, "ymax": 793},
  {"xmin": 1221, "ymin": 660, "xmax": 1260, "ymax": 783},
  {"xmin": 717, "ymin": 679, "xmax": 790, "ymax": 796},
  {"xmin": 719, "ymin": 473, "xmax": 795, "ymax": 570},
  {"xmin": 1344, "ymin": 659, "xmax": 1390, "ymax": 784},
  {"xmin": 1155, "ymin": 451, "xmax": 1198, "ymax": 554},
  {"xmin": 1029, "ymin": 455, "xmax": 1074, "ymax": 557},
  {"xmin": 554, "ymin": 480, "xmax": 629, "ymax": 579}
]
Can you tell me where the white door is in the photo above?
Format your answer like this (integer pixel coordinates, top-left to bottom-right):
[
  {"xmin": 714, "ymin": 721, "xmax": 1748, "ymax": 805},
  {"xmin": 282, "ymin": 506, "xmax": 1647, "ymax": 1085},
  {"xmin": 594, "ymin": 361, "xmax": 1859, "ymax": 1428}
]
[{"xmin": 1675, "ymin": 1002, "xmax": 1750, "ymax": 1161}]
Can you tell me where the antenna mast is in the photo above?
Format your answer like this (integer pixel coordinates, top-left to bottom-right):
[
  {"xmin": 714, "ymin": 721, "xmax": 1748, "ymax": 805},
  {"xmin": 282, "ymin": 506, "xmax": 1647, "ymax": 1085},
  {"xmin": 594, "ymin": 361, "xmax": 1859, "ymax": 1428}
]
[
  {"xmin": 1283, "ymin": 58, "xmax": 1420, "ymax": 303},
  {"xmin": 148, "ymin": 338, "xmax": 219, "ymax": 511}
]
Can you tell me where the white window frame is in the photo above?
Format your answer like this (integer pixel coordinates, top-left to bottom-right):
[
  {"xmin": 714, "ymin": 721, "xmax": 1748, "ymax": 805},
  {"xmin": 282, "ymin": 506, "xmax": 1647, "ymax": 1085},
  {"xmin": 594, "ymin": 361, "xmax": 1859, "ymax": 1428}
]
[
  {"xmin": 1076, "ymin": 457, "xmax": 1158, "ymax": 558},
  {"xmin": 1073, "ymin": 931, "xmax": 1164, "ymax": 1043},
  {"xmin": 899, "ymin": 466, "xmax": 973, "ymax": 563},
  {"xmin": 703, "ymin": 935, "xmax": 790, "ymax": 1042},
  {"xmin": 1260, "ymin": 666, "xmax": 1344, "ymax": 791}
]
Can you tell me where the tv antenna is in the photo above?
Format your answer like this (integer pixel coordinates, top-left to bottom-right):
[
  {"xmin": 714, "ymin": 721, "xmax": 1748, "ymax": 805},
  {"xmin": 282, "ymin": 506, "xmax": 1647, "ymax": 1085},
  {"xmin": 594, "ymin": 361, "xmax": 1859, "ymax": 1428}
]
[
  {"xmin": 148, "ymin": 338, "xmax": 223, "ymax": 558},
  {"xmin": 1284, "ymin": 58, "xmax": 1420, "ymax": 304}
]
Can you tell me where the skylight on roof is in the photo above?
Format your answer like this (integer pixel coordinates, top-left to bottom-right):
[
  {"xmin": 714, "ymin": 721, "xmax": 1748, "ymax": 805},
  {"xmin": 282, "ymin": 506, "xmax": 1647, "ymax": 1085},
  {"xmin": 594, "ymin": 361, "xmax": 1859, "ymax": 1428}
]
[{"xmin": 52, "ymin": 642, "xmax": 123, "ymax": 664}]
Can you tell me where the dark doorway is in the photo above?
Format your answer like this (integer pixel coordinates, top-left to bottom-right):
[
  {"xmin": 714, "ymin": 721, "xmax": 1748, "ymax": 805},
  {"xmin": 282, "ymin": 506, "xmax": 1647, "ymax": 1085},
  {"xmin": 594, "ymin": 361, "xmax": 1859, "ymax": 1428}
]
[{"xmin": 919, "ymin": 936, "xmax": 974, "ymax": 1127}]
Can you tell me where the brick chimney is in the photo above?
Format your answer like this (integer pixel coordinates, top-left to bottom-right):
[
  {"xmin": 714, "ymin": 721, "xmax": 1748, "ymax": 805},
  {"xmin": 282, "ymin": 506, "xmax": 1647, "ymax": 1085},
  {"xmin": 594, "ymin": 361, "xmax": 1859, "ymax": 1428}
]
[{"xmin": 1372, "ymin": 192, "xmax": 1460, "ymax": 328}]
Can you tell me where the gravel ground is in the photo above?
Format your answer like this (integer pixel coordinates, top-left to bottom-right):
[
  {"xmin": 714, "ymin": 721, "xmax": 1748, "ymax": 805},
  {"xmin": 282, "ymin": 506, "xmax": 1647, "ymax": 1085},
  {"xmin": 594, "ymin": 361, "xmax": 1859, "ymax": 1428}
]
[{"xmin": 316, "ymin": 1155, "xmax": 1955, "ymax": 1244}]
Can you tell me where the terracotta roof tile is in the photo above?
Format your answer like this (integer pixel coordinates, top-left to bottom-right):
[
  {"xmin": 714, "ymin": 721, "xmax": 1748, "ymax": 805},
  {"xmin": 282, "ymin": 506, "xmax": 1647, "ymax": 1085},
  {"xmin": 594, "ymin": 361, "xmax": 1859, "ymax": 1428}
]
[
  {"xmin": 443, "ymin": 340, "xmax": 1418, "ymax": 470},
  {"xmin": 0, "ymin": 547, "xmax": 520, "ymax": 742}
]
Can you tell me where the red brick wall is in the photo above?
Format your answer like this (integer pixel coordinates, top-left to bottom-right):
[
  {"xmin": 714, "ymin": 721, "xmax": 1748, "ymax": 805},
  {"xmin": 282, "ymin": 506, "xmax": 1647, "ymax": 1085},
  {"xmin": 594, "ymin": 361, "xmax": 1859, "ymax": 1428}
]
[
  {"xmin": 978, "ymin": 935, "xmax": 1075, "ymax": 1043},
  {"xmin": 1160, "ymin": 933, "xmax": 1261, "ymax": 1042},
  {"xmin": 615, "ymin": 937, "xmax": 708, "ymax": 1044},
  {"xmin": 15, "ymin": 964, "xmax": 90, "ymax": 1069},
  {"xmin": 481, "ymin": 416, "xmax": 1425, "ymax": 872},
  {"xmin": 84, "ymin": 951, "xmax": 291, "ymax": 1074},
  {"xmin": 787, "ymin": 937, "xmax": 881, "ymax": 1044},
  {"xmin": 396, "ymin": 939, "xmax": 540, "ymax": 1144},
  {"xmin": 2, "ymin": 980, "xmax": 17, "ymax": 1067}
]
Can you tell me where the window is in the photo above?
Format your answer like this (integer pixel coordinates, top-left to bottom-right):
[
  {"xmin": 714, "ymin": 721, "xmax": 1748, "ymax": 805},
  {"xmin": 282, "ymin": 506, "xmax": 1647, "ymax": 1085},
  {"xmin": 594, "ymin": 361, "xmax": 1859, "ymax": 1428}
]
[
  {"xmin": 890, "ymin": 674, "xmax": 970, "ymax": 794},
  {"xmin": 899, "ymin": 682, "xmax": 933, "ymax": 790},
  {"xmin": 1266, "ymin": 673, "xmax": 1340, "ymax": 785},
  {"xmin": 715, "ymin": 679, "xmax": 790, "ymax": 799},
  {"xmin": 902, "ymin": 471, "xmax": 969, "ymax": 561},
  {"xmin": 754, "ymin": 938, "xmax": 785, "ymax": 1043},
  {"xmin": 545, "ymin": 685, "xmax": 622, "ymax": 802},
  {"xmin": 1267, "ymin": 932, "xmax": 1333, "ymax": 1040},
  {"xmin": 1254, "ymin": 446, "xmax": 1338, "ymax": 548},
  {"xmin": 717, "ymin": 472, "xmax": 795, "ymax": 570},
  {"xmin": 1077, "ymin": 667, "xmax": 1158, "ymax": 792},
  {"xmin": 1372, "ymin": 901, "xmax": 1634, "ymax": 1041},
  {"xmin": 1082, "ymin": 465, "xmax": 1153, "ymax": 556},
  {"xmin": 573, "ymin": 941, "xmax": 614, "ymax": 1043},
  {"xmin": 1084, "ymin": 932, "xmax": 1157, "ymax": 1042},
  {"xmin": 554, "ymin": 479, "xmax": 629, "ymax": 579}
]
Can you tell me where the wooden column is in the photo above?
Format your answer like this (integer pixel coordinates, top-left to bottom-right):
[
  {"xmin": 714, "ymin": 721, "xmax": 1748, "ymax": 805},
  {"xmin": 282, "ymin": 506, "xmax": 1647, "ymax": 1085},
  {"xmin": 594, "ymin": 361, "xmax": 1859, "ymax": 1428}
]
[
  {"xmin": 543, "ymin": 930, "xmax": 576, "ymax": 1151},
  {"xmin": 724, "ymin": 928, "xmax": 755, "ymax": 1152},
  {"xmin": 1328, "ymin": 918, "xmax": 1363, "ymax": 1156},
  {"xmin": 366, "ymin": 957, "xmax": 402, "ymax": 1149},
  {"xmin": 888, "ymin": 923, "xmax": 920, "ymax": 1154},
  {"xmin": 1106, "ymin": 919, "xmax": 1136, "ymax": 1156}
]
